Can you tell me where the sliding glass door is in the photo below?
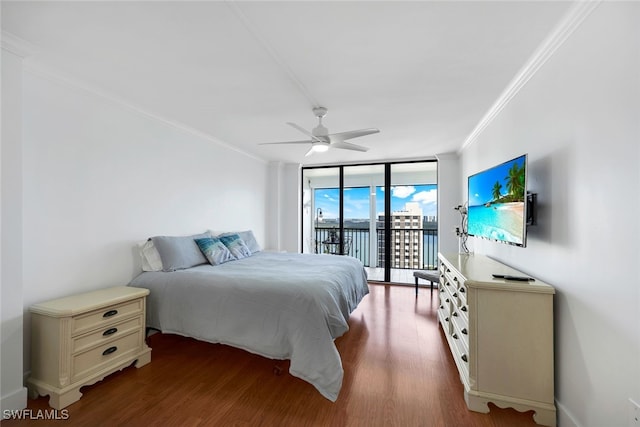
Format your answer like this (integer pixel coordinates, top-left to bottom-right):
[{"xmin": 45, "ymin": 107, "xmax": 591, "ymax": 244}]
[
  {"xmin": 343, "ymin": 165, "xmax": 385, "ymax": 268},
  {"xmin": 301, "ymin": 167, "xmax": 340, "ymax": 255},
  {"xmin": 302, "ymin": 161, "xmax": 437, "ymax": 284},
  {"xmin": 388, "ymin": 163, "xmax": 439, "ymax": 282}
]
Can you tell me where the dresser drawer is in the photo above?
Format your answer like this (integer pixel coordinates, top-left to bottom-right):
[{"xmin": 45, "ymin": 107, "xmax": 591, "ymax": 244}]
[
  {"xmin": 450, "ymin": 273, "xmax": 462, "ymax": 289},
  {"xmin": 442, "ymin": 273, "xmax": 455, "ymax": 291},
  {"xmin": 72, "ymin": 298, "xmax": 144, "ymax": 336},
  {"xmin": 451, "ymin": 312, "xmax": 469, "ymax": 352},
  {"xmin": 72, "ymin": 315, "xmax": 144, "ymax": 354},
  {"xmin": 451, "ymin": 331, "xmax": 469, "ymax": 381},
  {"xmin": 438, "ymin": 310, "xmax": 452, "ymax": 335},
  {"xmin": 72, "ymin": 329, "xmax": 143, "ymax": 382},
  {"xmin": 450, "ymin": 288, "xmax": 464, "ymax": 309},
  {"xmin": 456, "ymin": 283, "xmax": 467, "ymax": 305},
  {"xmin": 438, "ymin": 300, "xmax": 451, "ymax": 320}
]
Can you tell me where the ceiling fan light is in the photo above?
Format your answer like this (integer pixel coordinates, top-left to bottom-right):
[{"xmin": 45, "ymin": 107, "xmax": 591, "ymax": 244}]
[{"xmin": 312, "ymin": 144, "xmax": 329, "ymax": 153}]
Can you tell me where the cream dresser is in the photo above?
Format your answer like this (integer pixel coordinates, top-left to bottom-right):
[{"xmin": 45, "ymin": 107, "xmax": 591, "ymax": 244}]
[
  {"xmin": 438, "ymin": 253, "xmax": 556, "ymax": 426},
  {"xmin": 27, "ymin": 286, "xmax": 152, "ymax": 409}
]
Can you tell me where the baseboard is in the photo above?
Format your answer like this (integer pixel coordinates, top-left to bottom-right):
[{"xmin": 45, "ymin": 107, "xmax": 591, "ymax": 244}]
[
  {"xmin": 0, "ymin": 386, "xmax": 28, "ymax": 412},
  {"xmin": 556, "ymin": 399, "xmax": 581, "ymax": 427}
]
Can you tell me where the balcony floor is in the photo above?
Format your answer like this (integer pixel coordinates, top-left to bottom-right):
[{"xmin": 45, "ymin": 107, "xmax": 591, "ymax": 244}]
[{"xmin": 365, "ymin": 267, "xmax": 431, "ymax": 285}]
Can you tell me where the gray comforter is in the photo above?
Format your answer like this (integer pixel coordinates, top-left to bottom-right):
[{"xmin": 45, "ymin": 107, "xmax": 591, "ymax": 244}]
[{"xmin": 129, "ymin": 251, "xmax": 369, "ymax": 401}]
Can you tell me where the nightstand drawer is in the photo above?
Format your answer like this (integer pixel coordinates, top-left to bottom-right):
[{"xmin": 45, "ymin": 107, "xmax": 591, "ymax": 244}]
[
  {"xmin": 72, "ymin": 329, "xmax": 143, "ymax": 382},
  {"xmin": 72, "ymin": 298, "xmax": 144, "ymax": 336},
  {"xmin": 72, "ymin": 315, "xmax": 144, "ymax": 354}
]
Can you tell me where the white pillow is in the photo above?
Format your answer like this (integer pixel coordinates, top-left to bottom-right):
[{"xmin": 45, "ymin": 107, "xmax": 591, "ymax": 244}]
[{"xmin": 138, "ymin": 239, "xmax": 163, "ymax": 272}]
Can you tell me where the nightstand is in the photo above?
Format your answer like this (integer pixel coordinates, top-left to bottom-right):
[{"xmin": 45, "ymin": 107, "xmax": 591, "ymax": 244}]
[{"xmin": 27, "ymin": 286, "xmax": 152, "ymax": 409}]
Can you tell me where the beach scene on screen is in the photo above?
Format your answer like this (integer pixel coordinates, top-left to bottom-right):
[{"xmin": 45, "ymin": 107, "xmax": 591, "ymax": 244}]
[{"xmin": 468, "ymin": 155, "xmax": 526, "ymax": 245}]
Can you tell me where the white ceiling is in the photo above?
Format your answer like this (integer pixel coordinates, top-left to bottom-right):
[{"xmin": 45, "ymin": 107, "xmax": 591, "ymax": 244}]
[{"xmin": 1, "ymin": 1, "xmax": 571, "ymax": 165}]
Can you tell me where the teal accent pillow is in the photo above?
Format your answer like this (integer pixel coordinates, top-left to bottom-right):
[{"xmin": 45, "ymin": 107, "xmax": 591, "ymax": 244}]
[
  {"xmin": 219, "ymin": 234, "xmax": 252, "ymax": 260},
  {"xmin": 195, "ymin": 237, "xmax": 235, "ymax": 266},
  {"xmin": 218, "ymin": 230, "xmax": 261, "ymax": 254}
]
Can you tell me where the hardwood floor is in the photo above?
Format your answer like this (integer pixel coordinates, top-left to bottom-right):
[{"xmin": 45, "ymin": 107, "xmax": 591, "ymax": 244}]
[
  {"xmin": 364, "ymin": 267, "xmax": 416, "ymax": 284},
  {"xmin": 6, "ymin": 284, "xmax": 541, "ymax": 426}
]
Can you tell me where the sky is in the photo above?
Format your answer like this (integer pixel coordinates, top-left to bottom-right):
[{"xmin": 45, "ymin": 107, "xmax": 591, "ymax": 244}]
[
  {"xmin": 468, "ymin": 155, "xmax": 526, "ymax": 207},
  {"xmin": 314, "ymin": 184, "xmax": 438, "ymax": 221}
]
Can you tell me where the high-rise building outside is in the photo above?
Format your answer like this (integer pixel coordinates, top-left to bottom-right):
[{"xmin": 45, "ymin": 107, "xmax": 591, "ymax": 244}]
[{"xmin": 378, "ymin": 202, "xmax": 424, "ymax": 269}]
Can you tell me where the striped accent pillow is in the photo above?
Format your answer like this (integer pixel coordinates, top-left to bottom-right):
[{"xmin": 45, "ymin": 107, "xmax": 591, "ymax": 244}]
[
  {"xmin": 219, "ymin": 234, "xmax": 252, "ymax": 260},
  {"xmin": 195, "ymin": 237, "xmax": 236, "ymax": 265}
]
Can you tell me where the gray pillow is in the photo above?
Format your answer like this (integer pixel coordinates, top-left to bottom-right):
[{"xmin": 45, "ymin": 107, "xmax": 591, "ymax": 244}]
[{"xmin": 152, "ymin": 232, "xmax": 211, "ymax": 272}]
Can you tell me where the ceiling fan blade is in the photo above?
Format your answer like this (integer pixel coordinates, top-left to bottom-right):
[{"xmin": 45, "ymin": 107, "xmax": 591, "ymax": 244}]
[
  {"xmin": 331, "ymin": 141, "xmax": 369, "ymax": 152},
  {"xmin": 304, "ymin": 147, "xmax": 315, "ymax": 157},
  {"xmin": 329, "ymin": 128, "xmax": 380, "ymax": 142},
  {"xmin": 287, "ymin": 122, "xmax": 323, "ymax": 143},
  {"xmin": 258, "ymin": 140, "xmax": 310, "ymax": 145}
]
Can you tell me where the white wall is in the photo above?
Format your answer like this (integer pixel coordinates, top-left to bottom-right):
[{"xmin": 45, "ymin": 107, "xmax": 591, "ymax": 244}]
[
  {"xmin": 266, "ymin": 161, "xmax": 300, "ymax": 252},
  {"xmin": 280, "ymin": 163, "xmax": 301, "ymax": 252},
  {"xmin": 459, "ymin": 3, "xmax": 640, "ymax": 427},
  {"xmin": 1, "ymin": 46, "xmax": 28, "ymax": 413},
  {"xmin": 435, "ymin": 152, "xmax": 460, "ymax": 254},
  {"xmin": 20, "ymin": 70, "xmax": 269, "ymax": 371}
]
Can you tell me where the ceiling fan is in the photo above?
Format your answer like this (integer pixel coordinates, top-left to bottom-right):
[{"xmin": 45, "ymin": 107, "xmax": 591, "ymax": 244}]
[{"xmin": 259, "ymin": 107, "xmax": 379, "ymax": 156}]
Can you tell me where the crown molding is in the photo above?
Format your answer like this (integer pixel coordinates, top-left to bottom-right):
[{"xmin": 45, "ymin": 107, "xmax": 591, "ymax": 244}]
[
  {"xmin": 459, "ymin": 0, "xmax": 601, "ymax": 153},
  {"xmin": 0, "ymin": 31, "xmax": 265, "ymax": 163},
  {"xmin": 435, "ymin": 152, "xmax": 459, "ymax": 161},
  {"xmin": 22, "ymin": 59, "xmax": 267, "ymax": 164},
  {"xmin": 1, "ymin": 31, "xmax": 39, "ymax": 57}
]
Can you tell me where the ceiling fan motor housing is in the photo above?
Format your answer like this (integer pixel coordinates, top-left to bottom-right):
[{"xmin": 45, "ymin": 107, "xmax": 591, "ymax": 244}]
[
  {"xmin": 312, "ymin": 107, "xmax": 329, "ymax": 137},
  {"xmin": 312, "ymin": 107, "xmax": 328, "ymax": 118},
  {"xmin": 312, "ymin": 124, "xmax": 329, "ymax": 138}
]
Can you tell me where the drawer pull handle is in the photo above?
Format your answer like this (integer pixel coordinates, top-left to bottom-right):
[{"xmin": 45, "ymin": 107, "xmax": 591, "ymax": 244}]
[
  {"xmin": 102, "ymin": 346, "xmax": 118, "ymax": 356},
  {"xmin": 452, "ymin": 333, "xmax": 458, "ymax": 339},
  {"xmin": 453, "ymin": 277, "xmax": 458, "ymax": 282},
  {"xmin": 445, "ymin": 299, "xmax": 450, "ymax": 303},
  {"xmin": 461, "ymin": 306, "xmax": 468, "ymax": 312},
  {"xmin": 452, "ymin": 312, "xmax": 458, "ymax": 317},
  {"xmin": 103, "ymin": 310, "xmax": 118, "ymax": 318},
  {"xmin": 452, "ymin": 293, "xmax": 458, "ymax": 298},
  {"xmin": 461, "ymin": 354, "xmax": 468, "ymax": 363},
  {"xmin": 462, "ymin": 328, "xmax": 468, "ymax": 335},
  {"xmin": 445, "ymin": 317, "xmax": 449, "ymax": 322},
  {"xmin": 103, "ymin": 328, "xmax": 118, "ymax": 336},
  {"xmin": 459, "ymin": 287, "xmax": 465, "ymax": 293}
]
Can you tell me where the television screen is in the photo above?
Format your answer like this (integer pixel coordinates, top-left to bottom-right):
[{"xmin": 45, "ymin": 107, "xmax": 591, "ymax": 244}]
[{"xmin": 467, "ymin": 154, "xmax": 528, "ymax": 247}]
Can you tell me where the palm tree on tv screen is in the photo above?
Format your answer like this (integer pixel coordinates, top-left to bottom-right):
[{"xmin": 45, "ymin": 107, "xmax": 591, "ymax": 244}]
[
  {"xmin": 505, "ymin": 163, "xmax": 525, "ymax": 200},
  {"xmin": 492, "ymin": 181, "xmax": 503, "ymax": 202}
]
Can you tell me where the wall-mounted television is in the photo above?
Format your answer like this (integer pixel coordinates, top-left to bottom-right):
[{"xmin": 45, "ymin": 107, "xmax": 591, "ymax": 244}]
[{"xmin": 467, "ymin": 154, "xmax": 529, "ymax": 247}]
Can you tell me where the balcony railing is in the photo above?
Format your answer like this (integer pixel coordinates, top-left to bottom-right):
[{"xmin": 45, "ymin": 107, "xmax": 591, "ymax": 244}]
[{"xmin": 314, "ymin": 226, "xmax": 438, "ymax": 270}]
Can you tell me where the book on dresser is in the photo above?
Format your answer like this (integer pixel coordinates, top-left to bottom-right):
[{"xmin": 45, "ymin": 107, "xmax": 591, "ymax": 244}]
[
  {"xmin": 437, "ymin": 252, "xmax": 556, "ymax": 427},
  {"xmin": 27, "ymin": 286, "xmax": 152, "ymax": 409}
]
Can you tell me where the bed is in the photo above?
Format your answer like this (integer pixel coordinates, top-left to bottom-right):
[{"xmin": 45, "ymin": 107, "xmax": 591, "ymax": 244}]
[{"xmin": 129, "ymin": 249, "xmax": 369, "ymax": 401}]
